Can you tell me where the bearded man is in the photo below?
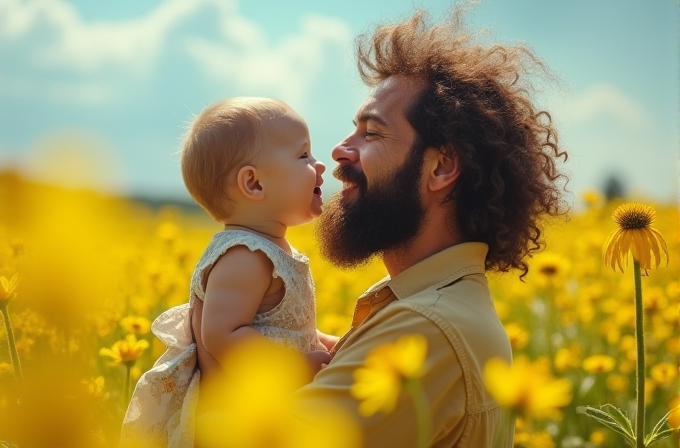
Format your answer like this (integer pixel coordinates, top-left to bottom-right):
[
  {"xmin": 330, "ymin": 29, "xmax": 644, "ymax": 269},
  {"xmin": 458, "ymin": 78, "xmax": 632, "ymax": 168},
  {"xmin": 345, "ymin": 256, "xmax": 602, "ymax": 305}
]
[{"xmin": 293, "ymin": 9, "xmax": 568, "ymax": 447}]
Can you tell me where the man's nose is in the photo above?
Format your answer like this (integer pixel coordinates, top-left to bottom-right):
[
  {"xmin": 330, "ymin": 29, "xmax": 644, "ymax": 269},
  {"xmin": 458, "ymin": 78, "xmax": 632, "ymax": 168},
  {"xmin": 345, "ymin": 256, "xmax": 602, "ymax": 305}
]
[{"xmin": 331, "ymin": 137, "xmax": 359, "ymax": 164}]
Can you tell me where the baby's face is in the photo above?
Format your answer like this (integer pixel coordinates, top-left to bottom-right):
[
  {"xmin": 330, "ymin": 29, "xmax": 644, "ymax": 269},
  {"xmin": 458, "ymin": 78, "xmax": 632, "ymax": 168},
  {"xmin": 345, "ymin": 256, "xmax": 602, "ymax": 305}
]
[{"xmin": 255, "ymin": 110, "xmax": 325, "ymax": 227}]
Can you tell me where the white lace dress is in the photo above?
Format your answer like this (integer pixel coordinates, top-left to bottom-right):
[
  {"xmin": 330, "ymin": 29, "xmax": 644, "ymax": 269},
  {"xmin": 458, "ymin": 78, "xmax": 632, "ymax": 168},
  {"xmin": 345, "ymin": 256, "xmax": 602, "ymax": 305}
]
[{"xmin": 120, "ymin": 230, "xmax": 319, "ymax": 448}]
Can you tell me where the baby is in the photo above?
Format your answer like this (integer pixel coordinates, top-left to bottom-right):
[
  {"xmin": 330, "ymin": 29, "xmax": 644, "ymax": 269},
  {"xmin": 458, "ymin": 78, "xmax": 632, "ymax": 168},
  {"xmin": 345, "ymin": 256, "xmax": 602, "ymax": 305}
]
[{"xmin": 121, "ymin": 98, "xmax": 335, "ymax": 448}]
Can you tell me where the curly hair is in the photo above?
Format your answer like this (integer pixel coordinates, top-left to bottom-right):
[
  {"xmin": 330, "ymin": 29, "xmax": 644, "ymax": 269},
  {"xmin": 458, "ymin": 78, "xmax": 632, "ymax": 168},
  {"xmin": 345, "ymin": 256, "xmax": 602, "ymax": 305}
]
[{"xmin": 356, "ymin": 9, "xmax": 569, "ymax": 276}]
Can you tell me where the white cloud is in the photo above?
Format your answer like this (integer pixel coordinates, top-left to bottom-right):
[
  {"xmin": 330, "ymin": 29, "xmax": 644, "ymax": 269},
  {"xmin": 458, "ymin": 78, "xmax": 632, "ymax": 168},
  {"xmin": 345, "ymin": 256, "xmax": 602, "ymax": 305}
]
[
  {"xmin": 0, "ymin": 0, "xmax": 204, "ymax": 74},
  {"xmin": 561, "ymin": 84, "xmax": 651, "ymax": 129},
  {"xmin": 0, "ymin": 74, "xmax": 114, "ymax": 105},
  {"xmin": 184, "ymin": 12, "xmax": 352, "ymax": 102},
  {"xmin": 0, "ymin": 0, "xmax": 353, "ymax": 107}
]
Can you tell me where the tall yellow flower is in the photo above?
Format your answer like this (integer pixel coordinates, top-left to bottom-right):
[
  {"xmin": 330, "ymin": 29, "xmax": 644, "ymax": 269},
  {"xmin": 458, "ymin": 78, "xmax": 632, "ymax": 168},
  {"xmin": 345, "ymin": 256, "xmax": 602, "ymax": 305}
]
[
  {"xmin": 351, "ymin": 334, "xmax": 428, "ymax": 417},
  {"xmin": 99, "ymin": 334, "xmax": 149, "ymax": 366},
  {"xmin": 603, "ymin": 203, "xmax": 668, "ymax": 273},
  {"xmin": 484, "ymin": 356, "xmax": 572, "ymax": 420},
  {"xmin": 0, "ymin": 274, "xmax": 19, "ymax": 304}
]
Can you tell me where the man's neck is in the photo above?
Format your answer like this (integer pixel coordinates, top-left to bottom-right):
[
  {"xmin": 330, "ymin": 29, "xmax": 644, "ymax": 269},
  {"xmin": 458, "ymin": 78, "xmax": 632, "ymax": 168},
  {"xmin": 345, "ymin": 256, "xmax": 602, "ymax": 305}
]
[{"xmin": 382, "ymin": 219, "xmax": 463, "ymax": 277}]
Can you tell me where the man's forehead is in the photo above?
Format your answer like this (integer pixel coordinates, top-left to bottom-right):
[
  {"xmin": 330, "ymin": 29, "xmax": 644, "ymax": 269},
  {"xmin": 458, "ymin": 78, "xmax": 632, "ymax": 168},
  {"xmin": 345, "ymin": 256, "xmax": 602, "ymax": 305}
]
[{"xmin": 355, "ymin": 76, "xmax": 424, "ymax": 124}]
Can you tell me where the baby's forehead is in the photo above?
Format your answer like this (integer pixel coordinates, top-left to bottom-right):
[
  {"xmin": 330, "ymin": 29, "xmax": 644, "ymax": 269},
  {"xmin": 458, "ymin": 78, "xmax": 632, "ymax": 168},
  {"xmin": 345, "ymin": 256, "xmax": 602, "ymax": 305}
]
[{"xmin": 257, "ymin": 112, "xmax": 309, "ymax": 151}]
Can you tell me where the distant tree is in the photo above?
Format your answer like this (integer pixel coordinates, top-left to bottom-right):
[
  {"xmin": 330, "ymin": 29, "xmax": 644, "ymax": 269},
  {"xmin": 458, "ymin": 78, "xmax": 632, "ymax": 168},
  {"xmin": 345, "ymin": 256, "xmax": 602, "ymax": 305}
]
[{"xmin": 603, "ymin": 175, "xmax": 626, "ymax": 202}]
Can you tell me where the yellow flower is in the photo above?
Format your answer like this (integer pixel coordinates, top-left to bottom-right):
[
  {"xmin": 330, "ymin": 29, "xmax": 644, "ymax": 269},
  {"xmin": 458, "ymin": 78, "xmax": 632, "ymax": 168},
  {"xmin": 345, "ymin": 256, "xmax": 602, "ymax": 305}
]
[
  {"xmin": 650, "ymin": 362, "xmax": 678, "ymax": 386},
  {"xmin": 0, "ymin": 362, "xmax": 13, "ymax": 375},
  {"xmin": 668, "ymin": 396, "xmax": 680, "ymax": 429},
  {"xmin": 603, "ymin": 203, "xmax": 668, "ymax": 273},
  {"xmin": 351, "ymin": 334, "xmax": 428, "ymax": 416},
  {"xmin": 99, "ymin": 334, "xmax": 149, "ymax": 366},
  {"xmin": 582, "ymin": 355, "xmax": 616, "ymax": 374},
  {"xmin": 554, "ymin": 346, "xmax": 581, "ymax": 372},
  {"xmin": 0, "ymin": 274, "xmax": 19, "ymax": 304},
  {"xmin": 157, "ymin": 221, "xmax": 179, "ymax": 242},
  {"xmin": 606, "ymin": 374, "xmax": 629, "ymax": 392},
  {"xmin": 531, "ymin": 252, "xmax": 571, "ymax": 288},
  {"xmin": 504, "ymin": 323, "xmax": 529, "ymax": 350},
  {"xmin": 196, "ymin": 338, "xmax": 360, "ymax": 448},
  {"xmin": 589, "ymin": 428, "xmax": 608, "ymax": 446},
  {"xmin": 483, "ymin": 356, "xmax": 572, "ymax": 420},
  {"xmin": 81, "ymin": 376, "xmax": 109, "ymax": 400},
  {"xmin": 582, "ymin": 189, "xmax": 603, "ymax": 208},
  {"xmin": 120, "ymin": 315, "xmax": 151, "ymax": 335}
]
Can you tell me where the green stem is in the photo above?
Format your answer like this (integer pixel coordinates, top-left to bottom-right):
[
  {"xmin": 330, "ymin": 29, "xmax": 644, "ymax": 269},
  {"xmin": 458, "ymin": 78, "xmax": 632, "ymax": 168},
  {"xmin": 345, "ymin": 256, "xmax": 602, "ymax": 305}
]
[
  {"xmin": 405, "ymin": 379, "xmax": 432, "ymax": 448},
  {"xmin": 125, "ymin": 363, "xmax": 132, "ymax": 402},
  {"xmin": 633, "ymin": 260, "xmax": 645, "ymax": 448},
  {"xmin": 0, "ymin": 303, "xmax": 24, "ymax": 392}
]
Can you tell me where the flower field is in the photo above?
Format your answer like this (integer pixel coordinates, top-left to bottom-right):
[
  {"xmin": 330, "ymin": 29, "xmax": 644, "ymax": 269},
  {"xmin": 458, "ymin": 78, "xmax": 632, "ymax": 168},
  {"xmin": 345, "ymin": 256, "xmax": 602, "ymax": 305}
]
[{"xmin": 0, "ymin": 174, "xmax": 678, "ymax": 448}]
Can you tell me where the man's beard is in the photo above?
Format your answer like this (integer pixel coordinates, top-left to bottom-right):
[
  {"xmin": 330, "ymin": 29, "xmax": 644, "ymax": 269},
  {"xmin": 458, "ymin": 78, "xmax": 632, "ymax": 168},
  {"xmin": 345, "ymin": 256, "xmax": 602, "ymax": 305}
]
[{"xmin": 315, "ymin": 144, "xmax": 426, "ymax": 269}]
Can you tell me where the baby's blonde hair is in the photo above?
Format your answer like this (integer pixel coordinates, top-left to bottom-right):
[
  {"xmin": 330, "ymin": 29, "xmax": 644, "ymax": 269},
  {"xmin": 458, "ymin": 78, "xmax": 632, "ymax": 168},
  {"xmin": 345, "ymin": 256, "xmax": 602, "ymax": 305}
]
[{"xmin": 180, "ymin": 97, "xmax": 289, "ymax": 221}]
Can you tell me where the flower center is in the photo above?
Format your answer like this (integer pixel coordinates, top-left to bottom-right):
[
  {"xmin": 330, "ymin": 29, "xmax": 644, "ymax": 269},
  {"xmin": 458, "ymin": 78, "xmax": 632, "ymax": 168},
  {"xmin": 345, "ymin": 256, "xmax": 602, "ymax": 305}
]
[
  {"xmin": 539, "ymin": 265, "xmax": 558, "ymax": 276},
  {"xmin": 612, "ymin": 203, "xmax": 654, "ymax": 229}
]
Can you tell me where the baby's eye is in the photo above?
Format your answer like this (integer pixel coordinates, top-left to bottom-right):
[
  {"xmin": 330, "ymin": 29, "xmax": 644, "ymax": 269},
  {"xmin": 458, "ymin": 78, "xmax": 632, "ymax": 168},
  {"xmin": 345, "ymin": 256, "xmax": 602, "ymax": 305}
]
[{"xmin": 300, "ymin": 152, "xmax": 309, "ymax": 158}]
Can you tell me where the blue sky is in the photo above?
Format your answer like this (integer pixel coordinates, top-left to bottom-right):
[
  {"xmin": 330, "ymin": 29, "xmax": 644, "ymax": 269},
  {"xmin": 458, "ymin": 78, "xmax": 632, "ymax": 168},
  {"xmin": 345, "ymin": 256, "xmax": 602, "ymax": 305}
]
[{"xmin": 0, "ymin": 0, "xmax": 677, "ymax": 204}]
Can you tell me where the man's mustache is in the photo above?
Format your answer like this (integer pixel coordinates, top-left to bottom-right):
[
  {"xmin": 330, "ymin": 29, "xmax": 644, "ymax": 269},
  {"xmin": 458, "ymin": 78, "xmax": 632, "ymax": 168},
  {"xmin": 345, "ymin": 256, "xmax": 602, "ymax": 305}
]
[{"xmin": 333, "ymin": 165, "xmax": 367, "ymax": 189}]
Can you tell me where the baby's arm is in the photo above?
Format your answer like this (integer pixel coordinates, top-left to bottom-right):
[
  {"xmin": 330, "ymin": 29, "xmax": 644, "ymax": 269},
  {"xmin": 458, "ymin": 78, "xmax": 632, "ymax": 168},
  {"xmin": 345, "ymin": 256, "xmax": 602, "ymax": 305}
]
[{"xmin": 201, "ymin": 246, "xmax": 273, "ymax": 368}]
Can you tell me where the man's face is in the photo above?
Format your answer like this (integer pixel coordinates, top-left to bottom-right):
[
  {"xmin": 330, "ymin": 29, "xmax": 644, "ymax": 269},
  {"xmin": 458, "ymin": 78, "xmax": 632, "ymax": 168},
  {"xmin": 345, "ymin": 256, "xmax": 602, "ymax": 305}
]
[{"xmin": 316, "ymin": 76, "xmax": 427, "ymax": 268}]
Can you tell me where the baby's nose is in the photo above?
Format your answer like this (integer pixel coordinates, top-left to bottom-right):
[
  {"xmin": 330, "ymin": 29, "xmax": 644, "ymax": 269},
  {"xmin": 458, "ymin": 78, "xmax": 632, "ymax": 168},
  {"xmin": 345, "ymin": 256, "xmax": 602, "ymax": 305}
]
[{"xmin": 316, "ymin": 160, "xmax": 326, "ymax": 177}]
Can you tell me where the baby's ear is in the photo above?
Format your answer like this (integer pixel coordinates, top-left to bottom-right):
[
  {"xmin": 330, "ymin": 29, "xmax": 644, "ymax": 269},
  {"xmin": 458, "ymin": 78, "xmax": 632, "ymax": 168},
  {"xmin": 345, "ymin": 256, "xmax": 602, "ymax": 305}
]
[{"xmin": 236, "ymin": 165, "xmax": 265, "ymax": 201}]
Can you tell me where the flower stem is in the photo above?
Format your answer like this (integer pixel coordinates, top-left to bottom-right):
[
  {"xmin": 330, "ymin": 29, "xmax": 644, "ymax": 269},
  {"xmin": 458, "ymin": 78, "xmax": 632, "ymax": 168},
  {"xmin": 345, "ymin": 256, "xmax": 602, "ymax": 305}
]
[
  {"xmin": 633, "ymin": 260, "xmax": 645, "ymax": 448},
  {"xmin": 405, "ymin": 379, "xmax": 432, "ymax": 448},
  {"xmin": 0, "ymin": 303, "xmax": 24, "ymax": 392},
  {"xmin": 125, "ymin": 363, "xmax": 132, "ymax": 402}
]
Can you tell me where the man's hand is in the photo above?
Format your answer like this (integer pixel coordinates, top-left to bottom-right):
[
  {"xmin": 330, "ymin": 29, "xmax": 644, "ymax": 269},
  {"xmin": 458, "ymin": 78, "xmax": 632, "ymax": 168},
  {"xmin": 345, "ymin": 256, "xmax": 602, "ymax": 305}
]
[{"xmin": 305, "ymin": 349, "xmax": 332, "ymax": 377}]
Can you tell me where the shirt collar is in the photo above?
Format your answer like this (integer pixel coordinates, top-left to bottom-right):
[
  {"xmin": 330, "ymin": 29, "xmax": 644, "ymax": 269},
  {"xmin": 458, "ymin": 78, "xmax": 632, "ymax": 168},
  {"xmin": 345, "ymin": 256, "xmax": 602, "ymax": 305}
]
[{"xmin": 370, "ymin": 242, "xmax": 489, "ymax": 300}]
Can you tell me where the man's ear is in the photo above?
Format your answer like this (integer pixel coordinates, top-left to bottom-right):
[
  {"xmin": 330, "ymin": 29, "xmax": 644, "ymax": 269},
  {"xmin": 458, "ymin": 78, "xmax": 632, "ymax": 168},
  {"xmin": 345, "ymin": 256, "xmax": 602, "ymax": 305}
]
[
  {"xmin": 235, "ymin": 165, "xmax": 265, "ymax": 201},
  {"xmin": 425, "ymin": 146, "xmax": 460, "ymax": 192}
]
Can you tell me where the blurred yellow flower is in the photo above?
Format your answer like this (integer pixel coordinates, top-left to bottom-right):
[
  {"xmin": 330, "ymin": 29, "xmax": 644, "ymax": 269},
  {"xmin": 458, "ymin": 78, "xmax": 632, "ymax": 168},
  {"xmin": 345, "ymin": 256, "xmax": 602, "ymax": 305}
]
[
  {"xmin": 532, "ymin": 252, "xmax": 571, "ymax": 288},
  {"xmin": 157, "ymin": 221, "xmax": 179, "ymax": 242},
  {"xmin": 351, "ymin": 334, "xmax": 428, "ymax": 417},
  {"xmin": 197, "ymin": 338, "xmax": 360, "ymax": 448},
  {"xmin": 81, "ymin": 376, "xmax": 109, "ymax": 400},
  {"xmin": 483, "ymin": 356, "xmax": 572, "ymax": 420},
  {"xmin": 582, "ymin": 189, "xmax": 603, "ymax": 208},
  {"xmin": 554, "ymin": 346, "xmax": 581, "ymax": 372},
  {"xmin": 650, "ymin": 362, "xmax": 678, "ymax": 386},
  {"xmin": 582, "ymin": 355, "xmax": 616, "ymax": 374},
  {"xmin": 603, "ymin": 203, "xmax": 668, "ymax": 273},
  {"xmin": 0, "ymin": 362, "xmax": 13, "ymax": 374},
  {"xmin": 606, "ymin": 374, "xmax": 629, "ymax": 392},
  {"xmin": 589, "ymin": 428, "xmax": 607, "ymax": 446},
  {"xmin": 99, "ymin": 334, "xmax": 149, "ymax": 366},
  {"xmin": 120, "ymin": 315, "xmax": 151, "ymax": 335},
  {"xmin": 504, "ymin": 322, "xmax": 529, "ymax": 350},
  {"xmin": 0, "ymin": 273, "xmax": 19, "ymax": 304},
  {"xmin": 668, "ymin": 396, "xmax": 680, "ymax": 429}
]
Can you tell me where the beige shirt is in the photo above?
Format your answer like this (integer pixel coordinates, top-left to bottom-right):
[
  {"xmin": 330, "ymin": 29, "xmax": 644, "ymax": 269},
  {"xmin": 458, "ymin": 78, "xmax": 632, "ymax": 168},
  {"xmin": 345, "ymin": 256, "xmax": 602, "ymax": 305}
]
[{"xmin": 292, "ymin": 242, "xmax": 514, "ymax": 447}]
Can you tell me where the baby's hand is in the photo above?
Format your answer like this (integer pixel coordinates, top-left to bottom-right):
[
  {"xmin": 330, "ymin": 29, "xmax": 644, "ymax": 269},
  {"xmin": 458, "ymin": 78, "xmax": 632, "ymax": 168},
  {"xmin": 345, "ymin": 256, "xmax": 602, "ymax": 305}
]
[
  {"xmin": 316, "ymin": 329, "xmax": 340, "ymax": 352},
  {"xmin": 305, "ymin": 349, "xmax": 332, "ymax": 377}
]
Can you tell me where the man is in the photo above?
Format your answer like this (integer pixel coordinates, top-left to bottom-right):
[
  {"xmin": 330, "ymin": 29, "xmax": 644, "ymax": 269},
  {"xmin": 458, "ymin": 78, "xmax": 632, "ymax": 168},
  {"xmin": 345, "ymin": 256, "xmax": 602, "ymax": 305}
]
[{"xmin": 294, "ymin": 9, "xmax": 568, "ymax": 448}]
